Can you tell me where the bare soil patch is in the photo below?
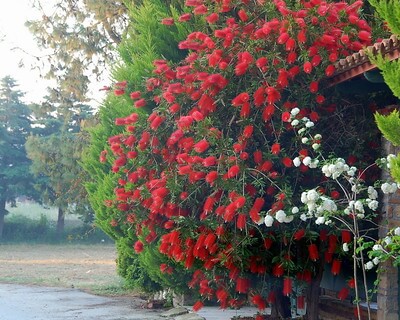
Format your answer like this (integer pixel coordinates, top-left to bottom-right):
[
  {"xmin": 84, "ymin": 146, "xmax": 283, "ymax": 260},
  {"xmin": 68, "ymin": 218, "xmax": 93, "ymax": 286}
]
[{"xmin": 0, "ymin": 244, "xmax": 128, "ymax": 295}]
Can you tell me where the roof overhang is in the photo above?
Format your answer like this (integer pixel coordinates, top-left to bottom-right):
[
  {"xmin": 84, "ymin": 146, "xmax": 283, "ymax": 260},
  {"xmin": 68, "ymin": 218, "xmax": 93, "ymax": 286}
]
[{"xmin": 326, "ymin": 35, "xmax": 400, "ymax": 87}]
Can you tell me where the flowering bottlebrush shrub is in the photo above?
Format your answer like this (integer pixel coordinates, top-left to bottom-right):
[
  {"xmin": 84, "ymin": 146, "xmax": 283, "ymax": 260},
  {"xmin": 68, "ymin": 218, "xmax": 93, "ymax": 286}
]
[{"xmin": 98, "ymin": 0, "xmax": 389, "ymax": 316}]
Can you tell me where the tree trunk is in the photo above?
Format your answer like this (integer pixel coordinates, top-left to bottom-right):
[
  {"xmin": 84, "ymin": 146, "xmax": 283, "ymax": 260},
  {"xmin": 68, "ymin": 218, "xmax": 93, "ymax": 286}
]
[
  {"xmin": 56, "ymin": 207, "xmax": 65, "ymax": 237},
  {"xmin": 0, "ymin": 197, "xmax": 5, "ymax": 240},
  {"xmin": 305, "ymin": 259, "xmax": 325, "ymax": 320},
  {"xmin": 270, "ymin": 287, "xmax": 292, "ymax": 319}
]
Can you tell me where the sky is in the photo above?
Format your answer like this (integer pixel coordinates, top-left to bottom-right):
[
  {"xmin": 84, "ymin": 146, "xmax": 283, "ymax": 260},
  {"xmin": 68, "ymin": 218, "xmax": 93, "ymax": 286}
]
[
  {"xmin": 0, "ymin": 1, "xmax": 107, "ymax": 106},
  {"xmin": 0, "ymin": 0, "xmax": 53, "ymax": 104}
]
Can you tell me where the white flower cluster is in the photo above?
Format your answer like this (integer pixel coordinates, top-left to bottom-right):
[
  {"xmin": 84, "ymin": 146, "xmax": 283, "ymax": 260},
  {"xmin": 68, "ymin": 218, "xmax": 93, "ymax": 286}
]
[
  {"xmin": 379, "ymin": 154, "xmax": 396, "ymax": 169},
  {"xmin": 293, "ymin": 156, "xmax": 319, "ymax": 169},
  {"xmin": 321, "ymin": 158, "xmax": 356, "ymax": 179},
  {"xmin": 381, "ymin": 182, "xmax": 399, "ymax": 194},
  {"xmin": 264, "ymin": 207, "xmax": 299, "ymax": 227},
  {"xmin": 300, "ymin": 189, "xmax": 337, "ymax": 224},
  {"xmin": 365, "ymin": 186, "xmax": 379, "ymax": 211}
]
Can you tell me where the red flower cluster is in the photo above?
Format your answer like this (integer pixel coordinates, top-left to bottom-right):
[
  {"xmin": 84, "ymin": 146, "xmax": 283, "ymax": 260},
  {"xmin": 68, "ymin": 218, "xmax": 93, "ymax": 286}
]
[{"xmin": 102, "ymin": 0, "xmax": 374, "ymax": 313}]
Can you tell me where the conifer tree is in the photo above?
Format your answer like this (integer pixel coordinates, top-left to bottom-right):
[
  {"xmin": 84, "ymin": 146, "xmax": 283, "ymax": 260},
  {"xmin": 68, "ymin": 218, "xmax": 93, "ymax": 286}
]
[
  {"xmin": 0, "ymin": 76, "xmax": 34, "ymax": 239},
  {"xmin": 82, "ymin": 0, "xmax": 191, "ymax": 291}
]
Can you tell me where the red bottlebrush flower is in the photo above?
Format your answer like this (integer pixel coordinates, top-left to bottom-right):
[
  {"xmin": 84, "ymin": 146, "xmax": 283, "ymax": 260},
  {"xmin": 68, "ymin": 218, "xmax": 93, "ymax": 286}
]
[
  {"xmin": 282, "ymin": 157, "xmax": 293, "ymax": 168},
  {"xmin": 330, "ymin": 190, "xmax": 340, "ymax": 199},
  {"xmin": 325, "ymin": 64, "xmax": 336, "ymax": 76},
  {"xmin": 316, "ymin": 95, "xmax": 325, "ymax": 104},
  {"xmin": 262, "ymin": 104, "xmax": 275, "ymax": 121},
  {"xmin": 272, "ymin": 263, "xmax": 284, "ymax": 277},
  {"xmin": 160, "ymin": 263, "xmax": 169, "ymax": 273},
  {"xmin": 194, "ymin": 139, "xmax": 210, "ymax": 153},
  {"xmin": 236, "ymin": 277, "xmax": 249, "ymax": 293},
  {"xmin": 237, "ymin": 214, "xmax": 247, "ymax": 230},
  {"xmin": 337, "ymin": 287, "xmax": 349, "ymax": 301},
  {"xmin": 130, "ymin": 91, "xmax": 141, "ymax": 99},
  {"xmin": 297, "ymin": 296, "xmax": 305, "ymax": 309},
  {"xmin": 320, "ymin": 34, "xmax": 336, "ymax": 45},
  {"xmin": 271, "ymin": 143, "xmax": 281, "ymax": 155},
  {"xmin": 235, "ymin": 62, "xmax": 249, "ymax": 76},
  {"xmin": 240, "ymin": 103, "xmax": 250, "ymax": 118},
  {"xmin": 285, "ymin": 38, "xmax": 296, "ymax": 51},
  {"xmin": 238, "ymin": 9, "xmax": 248, "ymax": 22},
  {"xmin": 134, "ymin": 240, "xmax": 144, "ymax": 253},
  {"xmin": 310, "ymin": 81, "xmax": 319, "ymax": 93},
  {"xmin": 320, "ymin": 229, "xmax": 328, "ymax": 242},
  {"xmin": 260, "ymin": 160, "xmax": 273, "ymax": 172},
  {"xmin": 193, "ymin": 4, "xmax": 207, "ymax": 15},
  {"xmin": 134, "ymin": 98, "xmax": 147, "ymax": 108},
  {"xmin": 309, "ymin": 111, "xmax": 319, "ymax": 122},
  {"xmin": 252, "ymin": 295, "xmax": 266, "ymax": 311},
  {"xmin": 193, "ymin": 300, "xmax": 204, "ymax": 312},
  {"xmin": 358, "ymin": 30, "xmax": 371, "ymax": 41},
  {"xmin": 347, "ymin": 278, "xmax": 356, "ymax": 288},
  {"xmin": 308, "ymin": 244, "xmax": 319, "ymax": 261},
  {"xmin": 227, "ymin": 165, "xmax": 240, "ymax": 178},
  {"xmin": 192, "ymin": 110, "xmax": 204, "ymax": 121},
  {"xmin": 264, "ymin": 238, "xmax": 273, "ymax": 249},
  {"xmin": 287, "ymin": 51, "xmax": 297, "ymax": 64},
  {"xmin": 114, "ymin": 88, "xmax": 125, "ymax": 96},
  {"xmin": 297, "ymin": 29, "xmax": 306, "ymax": 43},
  {"xmin": 169, "ymin": 103, "xmax": 181, "ymax": 113},
  {"xmin": 256, "ymin": 57, "xmax": 268, "ymax": 68},
  {"xmin": 277, "ymin": 32, "xmax": 290, "ymax": 44},
  {"xmin": 254, "ymin": 150, "xmax": 263, "ymax": 164},
  {"xmin": 294, "ymin": 229, "xmax": 305, "ymax": 241},
  {"xmin": 205, "ymin": 171, "xmax": 218, "ymax": 184},
  {"xmin": 243, "ymin": 125, "xmax": 254, "ymax": 139},
  {"xmin": 329, "ymin": 52, "xmax": 338, "ymax": 63},
  {"xmin": 331, "ymin": 259, "xmax": 342, "ymax": 275},
  {"xmin": 161, "ymin": 17, "xmax": 174, "ymax": 25},
  {"xmin": 303, "ymin": 61, "xmax": 312, "ymax": 74},
  {"xmin": 204, "ymin": 233, "xmax": 216, "ymax": 248},
  {"xmin": 206, "ymin": 12, "xmax": 219, "ymax": 24},
  {"xmin": 328, "ymin": 235, "xmax": 337, "ymax": 253},
  {"xmin": 281, "ymin": 111, "xmax": 291, "ymax": 122},
  {"xmin": 150, "ymin": 116, "xmax": 165, "ymax": 130},
  {"xmin": 179, "ymin": 13, "xmax": 192, "ymax": 22},
  {"xmin": 283, "ymin": 277, "xmax": 292, "ymax": 296},
  {"xmin": 232, "ymin": 92, "xmax": 250, "ymax": 106},
  {"xmin": 203, "ymin": 156, "xmax": 217, "ymax": 167},
  {"xmin": 265, "ymin": 86, "xmax": 281, "ymax": 104},
  {"xmin": 311, "ymin": 54, "xmax": 321, "ymax": 67},
  {"xmin": 341, "ymin": 230, "xmax": 352, "ymax": 243},
  {"xmin": 341, "ymin": 34, "xmax": 350, "ymax": 44},
  {"xmin": 235, "ymin": 196, "xmax": 246, "ymax": 209}
]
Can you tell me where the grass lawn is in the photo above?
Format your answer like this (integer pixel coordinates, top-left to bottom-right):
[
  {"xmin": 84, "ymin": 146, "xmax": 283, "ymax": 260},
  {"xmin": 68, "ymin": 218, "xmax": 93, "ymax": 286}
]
[{"xmin": 0, "ymin": 243, "xmax": 136, "ymax": 296}]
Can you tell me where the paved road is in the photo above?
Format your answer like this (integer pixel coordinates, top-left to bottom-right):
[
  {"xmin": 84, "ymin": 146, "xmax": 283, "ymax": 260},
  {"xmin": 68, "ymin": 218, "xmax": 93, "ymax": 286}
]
[{"xmin": 0, "ymin": 284, "xmax": 260, "ymax": 320}]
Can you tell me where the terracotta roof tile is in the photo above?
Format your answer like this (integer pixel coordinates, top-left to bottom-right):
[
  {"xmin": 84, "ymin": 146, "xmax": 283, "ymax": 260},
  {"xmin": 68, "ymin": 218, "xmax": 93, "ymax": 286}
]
[{"xmin": 326, "ymin": 35, "xmax": 400, "ymax": 87}]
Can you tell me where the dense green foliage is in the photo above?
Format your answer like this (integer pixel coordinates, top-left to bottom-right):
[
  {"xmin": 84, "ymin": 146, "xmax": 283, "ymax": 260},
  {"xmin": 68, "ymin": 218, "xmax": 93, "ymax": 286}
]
[
  {"xmin": 0, "ymin": 76, "xmax": 35, "ymax": 238},
  {"xmin": 83, "ymin": 0, "xmax": 191, "ymax": 292}
]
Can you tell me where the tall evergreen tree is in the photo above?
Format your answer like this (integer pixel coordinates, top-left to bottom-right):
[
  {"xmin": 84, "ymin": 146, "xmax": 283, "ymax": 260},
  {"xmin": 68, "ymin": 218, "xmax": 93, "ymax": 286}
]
[
  {"xmin": 26, "ymin": 90, "xmax": 95, "ymax": 235},
  {"xmin": 82, "ymin": 0, "xmax": 190, "ymax": 291},
  {"xmin": 0, "ymin": 76, "xmax": 34, "ymax": 238}
]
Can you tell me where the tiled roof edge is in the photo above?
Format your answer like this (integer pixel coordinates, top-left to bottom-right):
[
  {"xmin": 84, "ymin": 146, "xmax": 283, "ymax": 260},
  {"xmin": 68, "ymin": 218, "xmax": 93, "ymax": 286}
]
[{"xmin": 326, "ymin": 35, "xmax": 400, "ymax": 87}]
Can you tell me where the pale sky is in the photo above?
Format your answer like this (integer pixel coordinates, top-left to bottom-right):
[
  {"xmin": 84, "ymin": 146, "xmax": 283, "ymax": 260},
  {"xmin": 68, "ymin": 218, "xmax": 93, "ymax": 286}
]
[
  {"xmin": 0, "ymin": 0, "xmax": 53, "ymax": 103},
  {"xmin": 0, "ymin": 1, "xmax": 107, "ymax": 106}
]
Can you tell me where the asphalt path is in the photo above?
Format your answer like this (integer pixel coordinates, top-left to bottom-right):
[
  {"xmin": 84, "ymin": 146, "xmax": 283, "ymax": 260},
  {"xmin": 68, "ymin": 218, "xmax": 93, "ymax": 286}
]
[{"xmin": 0, "ymin": 284, "xmax": 261, "ymax": 320}]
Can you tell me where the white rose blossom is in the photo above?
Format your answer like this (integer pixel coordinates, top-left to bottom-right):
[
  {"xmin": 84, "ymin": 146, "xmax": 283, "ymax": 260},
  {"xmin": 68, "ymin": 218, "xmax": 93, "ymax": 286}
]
[
  {"xmin": 365, "ymin": 261, "xmax": 374, "ymax": 270},
  {"xmin": 275, "ymin": 210, "xmax": 287, "ymax": 223},
  {"xmin": 394, "ymin": 227, "xmax": 400, "ymax": 236},
  {"xmin": 293, "ymin": 157, "xmax": 301, "ymax": 167},
  {"xmin": 264, "ymin": 215, "xmax": 274, "ymax": 227},
  {"xmin": 342, "ymin": 243, "xmax": 349, "ymax": 252}
]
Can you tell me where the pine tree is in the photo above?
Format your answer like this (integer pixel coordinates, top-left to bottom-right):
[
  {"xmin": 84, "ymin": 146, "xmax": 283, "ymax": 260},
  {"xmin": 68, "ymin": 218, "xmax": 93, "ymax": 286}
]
[{"xmin": 0, "ymin": 76, "xmax": 34, "ymax": 239}]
